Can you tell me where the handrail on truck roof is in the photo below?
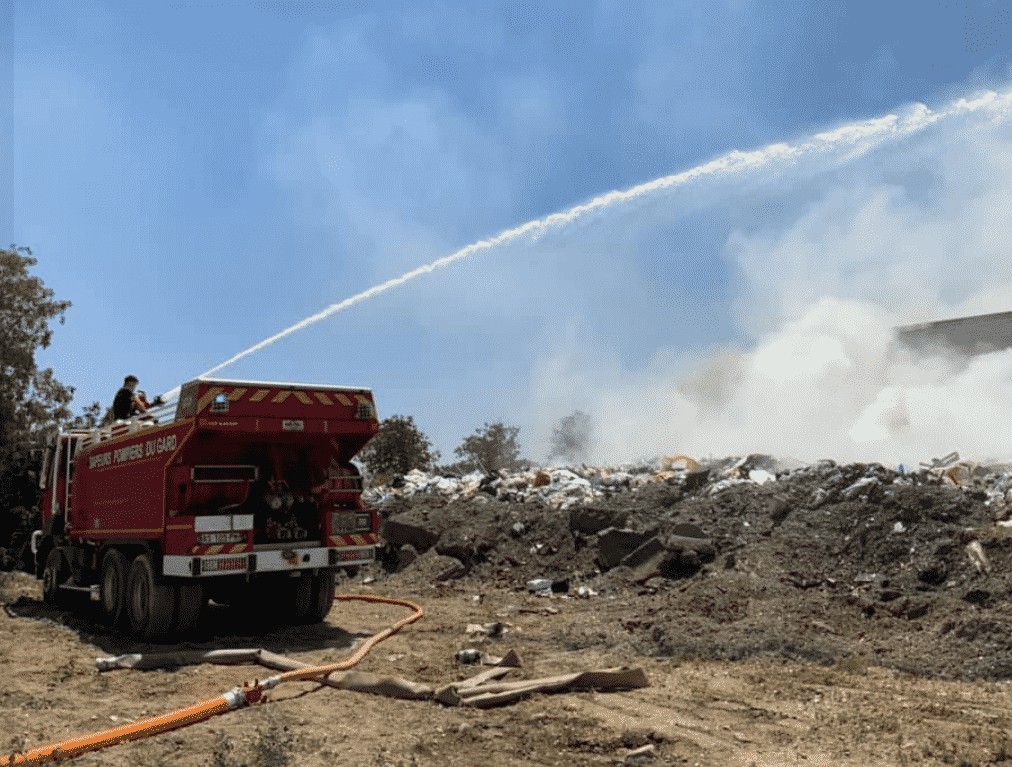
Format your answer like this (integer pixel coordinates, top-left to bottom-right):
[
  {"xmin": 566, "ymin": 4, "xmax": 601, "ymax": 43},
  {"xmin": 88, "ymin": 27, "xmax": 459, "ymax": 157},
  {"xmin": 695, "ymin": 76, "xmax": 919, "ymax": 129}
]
[{"xmin": 74, "ymin": 401, "xmax": 180, "ymax": 450}]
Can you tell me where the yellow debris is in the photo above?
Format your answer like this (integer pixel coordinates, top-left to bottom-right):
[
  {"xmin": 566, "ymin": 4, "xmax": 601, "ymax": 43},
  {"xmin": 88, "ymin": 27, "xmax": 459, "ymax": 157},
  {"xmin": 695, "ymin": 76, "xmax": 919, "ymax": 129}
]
[{"xmin": 660, "ymin": 454, "xmax": 700, "ymax": 472}]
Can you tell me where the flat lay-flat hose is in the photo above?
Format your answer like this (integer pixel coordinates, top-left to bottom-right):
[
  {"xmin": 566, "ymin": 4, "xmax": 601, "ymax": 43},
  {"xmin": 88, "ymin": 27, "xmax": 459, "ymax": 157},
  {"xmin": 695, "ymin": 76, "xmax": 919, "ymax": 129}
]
[{"xmin": 0, "ymin": 594, "xmax": 423, "ymax": 766}]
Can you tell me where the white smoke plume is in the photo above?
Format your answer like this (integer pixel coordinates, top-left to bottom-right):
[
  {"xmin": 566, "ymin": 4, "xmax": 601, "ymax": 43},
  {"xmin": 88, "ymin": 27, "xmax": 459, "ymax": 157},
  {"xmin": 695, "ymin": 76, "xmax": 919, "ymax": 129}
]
[{"xmin": 530, "ymin": 88, "xmax": 1012, "ymax": 468}]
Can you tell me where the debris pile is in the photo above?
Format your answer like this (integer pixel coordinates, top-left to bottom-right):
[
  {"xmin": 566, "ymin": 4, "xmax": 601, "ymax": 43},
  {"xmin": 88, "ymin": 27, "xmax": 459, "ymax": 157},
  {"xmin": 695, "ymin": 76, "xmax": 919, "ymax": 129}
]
[
  {"xmin": 367, "ymin": 451, "xmax": 1012, "ymax": 590},
  {"xmin": 365, "ymin": 454, "xmax": 796, "ymax": 509},
  {"xmin": 364, "ymin": 451, "xmax": 1012, "ymax": 681}
]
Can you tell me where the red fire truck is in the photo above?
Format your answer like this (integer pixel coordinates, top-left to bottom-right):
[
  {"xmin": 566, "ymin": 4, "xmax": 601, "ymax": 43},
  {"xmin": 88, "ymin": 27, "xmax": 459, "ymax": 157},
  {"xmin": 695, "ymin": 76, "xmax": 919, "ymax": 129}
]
[{"xmin": 31, "ymin": 377, "xmax": 382, "ymax": 639}]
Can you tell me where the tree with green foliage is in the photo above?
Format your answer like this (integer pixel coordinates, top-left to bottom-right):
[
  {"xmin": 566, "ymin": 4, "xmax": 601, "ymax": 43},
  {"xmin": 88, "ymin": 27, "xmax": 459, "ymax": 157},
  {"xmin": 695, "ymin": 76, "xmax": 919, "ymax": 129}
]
[
  {"xmin": 1, "ymin": 246, "xmax": 74, "ymax": 447},
  {"xmin": 452, "ymin": 422, "xmax": 528, "ymax": 475},
  {"xmin": 548, "ymin": 410, "xmax": 593, "ymax": 464},
  {"xmin": 0, "ymin": 245, "xmax": 98, "ymax": 569},
  {"xmin": 69, "ymin": 402, "xmax": 105, "ymax": 430},
  {"xmin": 357, "ymin": 414, "xmax": 441, "ymax": 480}
]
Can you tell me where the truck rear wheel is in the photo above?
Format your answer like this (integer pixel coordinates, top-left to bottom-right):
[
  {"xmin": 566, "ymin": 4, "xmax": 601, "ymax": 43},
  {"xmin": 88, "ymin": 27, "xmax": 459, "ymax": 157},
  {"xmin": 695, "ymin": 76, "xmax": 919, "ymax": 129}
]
[
  {"xmin": 42, "ymin": 549, "xmax": 70, "ymax": 607},
  {"xmin": 173, "ymin": 583, "xmax": 206, "ymax": 633},
  {"xmin": 305, "ymin": 570, "xmax": 337, "ymax": 624},
  {"xmin": 100, "ymin": 549, "xmax": 129, "ymax": 628},
  {"xmin": 264, "ymin": 575, "xmax": 311, "ymax": 626},
  {"xmin": 127, "ymin": 553, "xmax": 177, "ymax": 639}
]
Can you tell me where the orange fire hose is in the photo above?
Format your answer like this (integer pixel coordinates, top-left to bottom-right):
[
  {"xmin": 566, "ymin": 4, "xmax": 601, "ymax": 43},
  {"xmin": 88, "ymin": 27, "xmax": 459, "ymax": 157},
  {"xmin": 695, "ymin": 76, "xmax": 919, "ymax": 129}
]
[{"xmin": 0, "ymin": 594, "xmax": 423, "ymax": 766}]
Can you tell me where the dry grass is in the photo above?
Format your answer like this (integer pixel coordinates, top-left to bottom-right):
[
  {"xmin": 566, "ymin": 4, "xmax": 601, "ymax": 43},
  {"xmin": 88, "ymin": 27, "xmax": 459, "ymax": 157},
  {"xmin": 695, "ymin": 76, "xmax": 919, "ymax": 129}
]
[
  {"xmin": 5, "ymin": 734, "xmax": 28, "ymax": 766},
  {"xmin": 207, "ymin": 704, "xmax": 295, "ymax": 767}
]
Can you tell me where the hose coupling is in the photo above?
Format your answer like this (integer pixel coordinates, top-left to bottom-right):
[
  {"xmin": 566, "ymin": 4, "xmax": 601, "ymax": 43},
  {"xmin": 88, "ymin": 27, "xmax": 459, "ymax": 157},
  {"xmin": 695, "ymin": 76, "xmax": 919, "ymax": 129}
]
[{"xmin": 224, "ymin": 688, "xmax": 250, "ymax": 709}]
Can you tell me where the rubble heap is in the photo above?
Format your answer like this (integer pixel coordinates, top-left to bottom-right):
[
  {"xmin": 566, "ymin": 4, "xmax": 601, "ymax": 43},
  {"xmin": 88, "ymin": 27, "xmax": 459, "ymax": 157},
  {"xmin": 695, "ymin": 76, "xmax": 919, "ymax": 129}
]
[{"xmin": 363, "ymin": 453, "xmax": 1012, "ymax": 682}]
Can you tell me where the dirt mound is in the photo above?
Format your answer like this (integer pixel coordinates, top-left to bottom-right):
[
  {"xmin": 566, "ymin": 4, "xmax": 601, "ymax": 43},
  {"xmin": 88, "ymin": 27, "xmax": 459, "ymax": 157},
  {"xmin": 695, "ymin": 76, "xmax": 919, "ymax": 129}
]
[{"xmin": 372, "ymin": 458, "xmax": 1012, "ymax": 681}]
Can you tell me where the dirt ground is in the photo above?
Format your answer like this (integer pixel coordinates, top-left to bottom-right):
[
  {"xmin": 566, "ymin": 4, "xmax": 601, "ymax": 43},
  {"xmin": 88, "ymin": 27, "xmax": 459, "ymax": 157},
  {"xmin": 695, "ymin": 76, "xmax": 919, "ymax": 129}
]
[
  {"xmin": 5, "ymin": 460, "xmax": 1012, "ymax": 766},
  {"xmin": 0, "ymin": 573, "xmax": 1011, "ymax": 766}
]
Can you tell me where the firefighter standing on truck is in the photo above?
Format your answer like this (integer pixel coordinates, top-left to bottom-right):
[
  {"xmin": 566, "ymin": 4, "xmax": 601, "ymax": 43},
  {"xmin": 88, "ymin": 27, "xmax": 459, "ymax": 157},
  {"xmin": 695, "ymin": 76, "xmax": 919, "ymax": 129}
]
[{"xmin": 113, "ymin": 375, "xmax": 163, "ymax": 421}]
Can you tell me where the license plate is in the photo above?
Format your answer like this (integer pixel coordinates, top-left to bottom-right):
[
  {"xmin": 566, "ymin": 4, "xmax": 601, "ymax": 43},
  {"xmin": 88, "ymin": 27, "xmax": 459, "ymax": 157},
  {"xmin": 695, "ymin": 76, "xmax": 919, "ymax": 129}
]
[{"xmin": 332, "ymin": 513, "xmax": 356, "ymax": 534}]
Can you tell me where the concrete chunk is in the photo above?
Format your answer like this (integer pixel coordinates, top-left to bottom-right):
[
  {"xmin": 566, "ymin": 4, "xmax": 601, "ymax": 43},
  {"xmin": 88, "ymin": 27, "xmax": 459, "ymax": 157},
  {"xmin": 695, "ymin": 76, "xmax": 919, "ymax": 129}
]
[
  {"xmin": 383, "ymin": 515, "xmax": 439, "ymax": 553},
  {"xmin": 569, "ymin": 506, "xmax": 629, "ymax": 534},
  {"xmin": 619, "ymin": 537, "xmax": 665, "ymax": 570},
  {"xmin": 397, "ymin": 544, "xmax": 419, "ymax": 571},
  {"xmin": 597, "ymin": 528, "xmax": 656, "ymax": 569}
]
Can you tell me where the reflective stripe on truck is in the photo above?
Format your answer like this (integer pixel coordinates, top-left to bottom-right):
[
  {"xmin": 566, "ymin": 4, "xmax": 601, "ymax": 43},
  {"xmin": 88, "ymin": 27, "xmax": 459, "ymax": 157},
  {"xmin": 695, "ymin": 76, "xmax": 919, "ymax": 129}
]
[{"xmin": 162, "ymin": 545, "xmax": 375, "ymax": 577}]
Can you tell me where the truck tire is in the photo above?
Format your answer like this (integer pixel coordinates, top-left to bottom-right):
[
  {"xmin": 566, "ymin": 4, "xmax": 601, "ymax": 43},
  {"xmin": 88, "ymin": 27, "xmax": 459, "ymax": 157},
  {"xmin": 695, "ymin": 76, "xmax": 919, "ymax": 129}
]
[
  {"xmin": 42, "ymin": 549, "xmax": 70, "ymax": 607},
  {"xmin": 173, "ymin": 583, "xmax": 206, "ymax": 634},
  {"xmin": 100, "ymin": 549, "xmax": 130, "ymax": 629},
  {"xmin": 305, "ymin": 570, "xmax": 337, "ymax": 624},
  {"xmin": 287, "ymin": 575, "xmax": 314, "ymax": 624},
  {"xmin": 127, "ymin": 553, "xmax": 177, "ymax": 639}
]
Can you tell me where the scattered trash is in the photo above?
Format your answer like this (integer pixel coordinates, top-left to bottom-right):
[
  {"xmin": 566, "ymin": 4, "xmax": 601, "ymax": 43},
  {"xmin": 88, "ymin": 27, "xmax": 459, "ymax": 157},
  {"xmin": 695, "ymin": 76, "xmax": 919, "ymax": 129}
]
[
  {"xmin": 526, "ymin": 578, "xmax": 552, "ymax": 594},
  {"xmin": 810, "ymin": 487, "xmax": 831, "ymax": 508},
  {"xmin": 599, "ymin": 471, "xmax": 633, "ymax": 488},
  {"xmin": 465, "ymin": 622, "xmax": 507, "ymax": 639},
  {"xmin": 893, "ymin": 521, "xmax": 906, "ymax": 533},
  {"xmin": 366, "ymin": 450, "xmax": 1011, "ymax": 522},
  {"xmin": 575, "ymin": 586, "xmax": 597, "ymax": 598},
  {"xmin": 842, "ymin": 476, "xmax": 878, "ymax": 500},
  {"xmin": 362, "ymin": 576, "xmax": 376, "ymax": 585},
  {"xmin": 921, "ymin": 451, "xmax": 960, "ymax": 469},
  {"xmin": 456, "ymin": 649, "xmax": 482, "ymax": 664},
  {"xmin": 660, "ymin": 454, "xmax": 700, "ymax": 471},
  {"xmin": 944, "ymin": 460, "xmax": 979, "ymax": 486},
  {"xmin": 624, "ymin": 743, "xmax": 656, "ymax": 762},
  {"xmin": 707, "ymin": 478, "xmax": 751, "ymax": 496},
  {"xmin": 966, "ymin": 540, "xmax": 991, "ymax": 574}
]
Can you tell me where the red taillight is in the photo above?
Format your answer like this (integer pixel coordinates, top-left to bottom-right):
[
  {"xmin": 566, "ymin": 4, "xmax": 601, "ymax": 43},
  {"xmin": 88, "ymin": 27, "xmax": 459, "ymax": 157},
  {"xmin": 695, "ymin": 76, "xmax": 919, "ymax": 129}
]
[
  {"xmin": 202, "ymin": 556, "xmax": 246, "ymax": 573},
  {"xmin": 327, "ymin": 465, "xmax": 362, "ymax": 492},
  {"xmin": 338, "ymin": 548, "xmax": 371, "ymax": 562}
]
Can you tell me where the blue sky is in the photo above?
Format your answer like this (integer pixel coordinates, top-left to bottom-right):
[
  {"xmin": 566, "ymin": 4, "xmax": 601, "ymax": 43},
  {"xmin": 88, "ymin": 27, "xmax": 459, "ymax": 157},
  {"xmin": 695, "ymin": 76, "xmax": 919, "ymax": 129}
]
[{"xmin": 8, "ymin": 0, "xmax": 1012, "ymax": 467}]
